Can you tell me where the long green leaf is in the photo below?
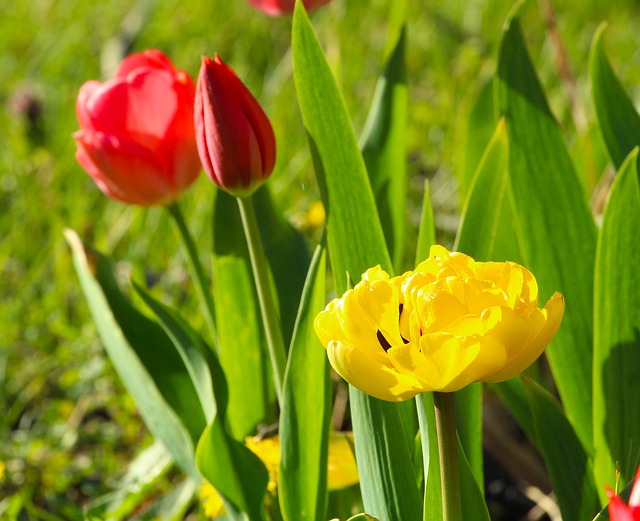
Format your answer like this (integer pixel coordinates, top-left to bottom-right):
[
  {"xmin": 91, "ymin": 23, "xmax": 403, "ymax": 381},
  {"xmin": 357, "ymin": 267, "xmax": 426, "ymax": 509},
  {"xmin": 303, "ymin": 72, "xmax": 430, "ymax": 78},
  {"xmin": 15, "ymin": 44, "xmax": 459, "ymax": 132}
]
[
  {"xmin": 361, "ymin": 28, "xmax": 408, "ymax": 272},
  {"xmin": 496, "ymin": 14, "xmax": 597, "ymax": 451},
  {"xmin": 589, "ymin": 25, "xmax": 640, "ymax": 170},
  {"xmin": 279, "ymin": 242, "xmax": 330, "ymax": 521},
  {"xmin": 254, "ymin": 186, "xmax": 311, "ymax": 345},
  {"xmin": 65, "ymin": 229, "xmax": 201, "ymax": 482},
  {"xmin": 523, "ymin": 378, "xmax": 600, "ymax": 521},
  {"xmin": 132, "ymin": 281, "xmax": 215, "ymax": 422},
  {"xmin": 593, "ymin": 148, "xmax": 640, "ymax": 499},
  {"xmin": 213, "ymin": 189, "xmax": 274, "ymax": 438},
  {"xmin": 455, "ymin": 79, "xmax": 496, "ymax": 202},
  {"xmin": 292, "ymin": 4, "xmax": 422, "ymax": 520}
]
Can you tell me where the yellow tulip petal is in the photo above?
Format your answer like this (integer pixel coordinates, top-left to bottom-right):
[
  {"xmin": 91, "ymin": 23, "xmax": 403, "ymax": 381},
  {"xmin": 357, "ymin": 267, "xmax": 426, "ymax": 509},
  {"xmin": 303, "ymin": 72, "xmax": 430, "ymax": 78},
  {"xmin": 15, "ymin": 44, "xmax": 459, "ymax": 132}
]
[
  {"xmin": 418, "ymin": 333, "xmax": 481, "ymax": 392},
  {"xmin": 326, "ymin": 340, "xmax": 422, "ymax": 401},
  {"xmin": 485, "ymin": 293, "xmax": 564, "ymax": 382},
  {"xmin": 315, "ymin": 299, "xmax": 349, "ymax": 348}
]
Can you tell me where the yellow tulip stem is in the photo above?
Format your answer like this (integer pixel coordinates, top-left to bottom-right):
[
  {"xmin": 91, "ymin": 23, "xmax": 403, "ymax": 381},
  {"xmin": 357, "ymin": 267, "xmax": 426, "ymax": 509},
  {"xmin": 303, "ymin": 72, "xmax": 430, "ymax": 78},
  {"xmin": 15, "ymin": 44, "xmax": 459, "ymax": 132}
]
[
  {"xmin": 434, "ymin": 391, "xmax": 462, "ymax": 521},
  {"xmin": 166, "ymin": 202, "xmax": 218, "ymax": 347},
  {"xmin": 236, "ymin": 195, "xmax": 286, "ymax": 405}
]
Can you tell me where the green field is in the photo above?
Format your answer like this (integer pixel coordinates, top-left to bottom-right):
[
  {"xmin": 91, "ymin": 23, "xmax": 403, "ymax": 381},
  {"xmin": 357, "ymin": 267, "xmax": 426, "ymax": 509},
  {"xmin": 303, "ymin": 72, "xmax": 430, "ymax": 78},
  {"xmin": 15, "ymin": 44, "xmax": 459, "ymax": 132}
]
[{"xmin": 2, "ymin": 0, "xmax": 640, "ymax": 518}]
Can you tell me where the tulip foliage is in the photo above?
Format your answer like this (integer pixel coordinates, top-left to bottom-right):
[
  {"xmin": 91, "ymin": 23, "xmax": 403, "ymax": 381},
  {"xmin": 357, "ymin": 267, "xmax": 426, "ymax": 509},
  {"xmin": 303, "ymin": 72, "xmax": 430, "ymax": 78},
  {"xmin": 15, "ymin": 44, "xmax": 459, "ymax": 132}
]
[{"xmin": 65, "ymin": 2, "xmax": 640, "ymax": 521}]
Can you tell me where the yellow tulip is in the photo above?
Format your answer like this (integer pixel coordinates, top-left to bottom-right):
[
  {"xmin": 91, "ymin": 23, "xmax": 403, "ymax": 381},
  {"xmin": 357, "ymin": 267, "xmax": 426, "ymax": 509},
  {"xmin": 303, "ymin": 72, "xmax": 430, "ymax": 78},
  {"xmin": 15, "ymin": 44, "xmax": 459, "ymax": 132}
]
[{"xmin": 314, "ymin": 245, "xmax": 564, "ymax": 401}]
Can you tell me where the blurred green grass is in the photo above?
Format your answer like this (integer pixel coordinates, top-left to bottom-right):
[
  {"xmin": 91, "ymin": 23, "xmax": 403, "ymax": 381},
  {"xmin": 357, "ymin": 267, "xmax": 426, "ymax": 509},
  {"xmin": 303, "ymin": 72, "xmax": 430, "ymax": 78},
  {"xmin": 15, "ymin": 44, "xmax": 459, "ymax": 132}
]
[{"xmin": 1, "ymin": 0, "xmax": 640, "ymax": 518}]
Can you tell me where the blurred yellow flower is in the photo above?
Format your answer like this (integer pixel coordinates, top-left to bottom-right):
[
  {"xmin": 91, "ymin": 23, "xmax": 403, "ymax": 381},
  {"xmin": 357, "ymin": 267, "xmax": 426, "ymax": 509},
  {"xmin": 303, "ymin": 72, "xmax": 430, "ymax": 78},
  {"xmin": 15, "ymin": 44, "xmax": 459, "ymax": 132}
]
[
  {"xmin": 315, "ymin": 245, "xmax": 564, "ymax": 401},
  {"xmin": 199, "ymin": 433, "xmax": 358, "ymax": 518},
  {"xmin": 0, "ymin": 460, "xmax": 5, "ymax": 483}
]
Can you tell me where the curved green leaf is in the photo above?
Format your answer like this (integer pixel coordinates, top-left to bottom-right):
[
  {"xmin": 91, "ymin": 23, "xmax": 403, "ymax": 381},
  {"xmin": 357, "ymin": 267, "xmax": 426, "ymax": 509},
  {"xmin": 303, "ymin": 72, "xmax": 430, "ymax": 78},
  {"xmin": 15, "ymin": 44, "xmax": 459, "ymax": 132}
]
[
  {"xmin": 292, "ymin": 4, "xmax": 422, "ymax": 520},
  {"xmin": 361, "ymin": 28, "xmax": 408, "ymax": 271},
  {"xmin": 65, "ymin": 229, "xmax": 201, "ymax": 482},
  {"xmin": 279, "ymin": 242, "xmax": 330, "ymax": 521},
  {"xmin": 589, "ymin": 24, "xmax": 640, "ymax": 170},
  {"xmin": 496, "ymin": 14, "xmax": 597, "ymax": 451},
  {"xmin": 132, "ymin": 281, "xmax": 215, "ymax": 422},
  {"xmin": 593, "ymin": 148, "xmax": 640, "ymax": 499},
  {"xmin": 523, "ymin": 378, "xmax": 600, "ymax": 521},
  {"xmin": 213, "ymin": 189, "xmax": 274, "ymax": 438}
]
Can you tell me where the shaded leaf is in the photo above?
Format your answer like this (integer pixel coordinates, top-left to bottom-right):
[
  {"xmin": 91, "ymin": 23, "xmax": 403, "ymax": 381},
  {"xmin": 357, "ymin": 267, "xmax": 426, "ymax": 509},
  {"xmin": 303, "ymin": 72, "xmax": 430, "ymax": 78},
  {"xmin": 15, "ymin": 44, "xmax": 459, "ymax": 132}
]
[
  {"xmin": 523, "ymin": 378, "xmax": 600, "ymax": 521},
  {"xmin": 593, "ymin": 148, "xmax": 640, "ymax": 498}
]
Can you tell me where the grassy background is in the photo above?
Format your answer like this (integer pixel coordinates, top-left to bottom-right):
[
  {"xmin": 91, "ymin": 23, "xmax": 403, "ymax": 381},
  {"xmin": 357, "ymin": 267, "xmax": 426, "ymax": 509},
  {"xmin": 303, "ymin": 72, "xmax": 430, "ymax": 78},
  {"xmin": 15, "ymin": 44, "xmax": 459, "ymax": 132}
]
[{"xmin": 1, "ymin": 0, "xmax": 640, "ymax": 518}]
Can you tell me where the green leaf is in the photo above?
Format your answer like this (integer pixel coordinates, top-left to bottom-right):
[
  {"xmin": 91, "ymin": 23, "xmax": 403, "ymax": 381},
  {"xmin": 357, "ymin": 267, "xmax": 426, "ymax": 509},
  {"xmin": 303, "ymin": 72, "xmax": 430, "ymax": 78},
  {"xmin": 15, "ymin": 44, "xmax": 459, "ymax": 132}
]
[
  {"xmin": 488, "ymin": 378, "xmax": 536, "ymax": 446},
  {"xmin": 213, "ymin": 189, "xmax": 274, "ymax": 438},
  {"xmin": 457, "ymin": 437, "xmax": 491, "ymax": 521},
  {"xmin": 132, "ymin": 282, "xmax": 215, "ymax": 422},
  {"xmin": 361, "ymin": 27, "xmax": 408, "ymax": 271},
  {"xmin": 292, "ymin": 4, "xmax": 422, "ymax": 520},
  {"xmin": 453, "ymin": 120, "xmax": 515, "ymax": 490},
  {"xmin": 279, "ymin": 242, "xmax": 331, "ymax": 521},
  {"xmin": 416, "ymin": 393, "xmax": 442, "ymax": 521},
  {"xmin": 523, "ymin": 378, "xmax": 600, "ymax": 521},
  {"xmin": 593, "ymin": 148, "xmax": 640, "ymax": 499},
  {"xmin": 254, "ymin": 186, "xmax": 311, "ymax": 345},
  {"xmin": 65, "ymin": 229, "xmax": 201, "ymax": 482},
  {"xmin": 193, "ymin": 320, "xmax": 269, "ymax": 520},
  {"xmin": 455, "ymin": 79, "xmax": 496, "ymax": 202},
  {"xmin": 496, "ymin": 14, "xmax": 597, "ymax": 451},
  {"xmin": 197, "ymin": 419, "xmax": 268, "ymax": 521},
  {"xmin": 415, "ymin": 180, "xmax": 435, "ymax": 263},
  {"xmin": 456, "ymin": 119, "xmax": 522, "ymax": 264},
  {"xmin": 589, "ymin": 24, "xmax": 640, "ymax": 170}
]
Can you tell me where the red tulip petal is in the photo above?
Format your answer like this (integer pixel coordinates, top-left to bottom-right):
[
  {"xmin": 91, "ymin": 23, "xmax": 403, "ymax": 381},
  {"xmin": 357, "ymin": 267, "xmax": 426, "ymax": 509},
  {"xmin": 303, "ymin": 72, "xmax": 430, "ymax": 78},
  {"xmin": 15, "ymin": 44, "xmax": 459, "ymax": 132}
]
[
  {"xmin": 75, "ymin": 131, "xmax": 174, "ymax": 206},
  {"xmin": 115, "ymin": 49, "xmax": 175, "ymax": 78}
]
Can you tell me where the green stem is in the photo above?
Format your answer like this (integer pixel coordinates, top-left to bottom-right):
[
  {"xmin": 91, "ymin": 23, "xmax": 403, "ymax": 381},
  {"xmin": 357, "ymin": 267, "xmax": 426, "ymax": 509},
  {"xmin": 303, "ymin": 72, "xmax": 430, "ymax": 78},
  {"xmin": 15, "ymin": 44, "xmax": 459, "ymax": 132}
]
[
  {"xmin": 166, "ymin": 202, "xmax": 218, "ymax": 347},
  {"xmin": 433, "ymin": 391, "xmax": 461, "ymax": 521},
  {"xmin": 236, "ymin": 195, "xmax": 286, "ymax": 405}
]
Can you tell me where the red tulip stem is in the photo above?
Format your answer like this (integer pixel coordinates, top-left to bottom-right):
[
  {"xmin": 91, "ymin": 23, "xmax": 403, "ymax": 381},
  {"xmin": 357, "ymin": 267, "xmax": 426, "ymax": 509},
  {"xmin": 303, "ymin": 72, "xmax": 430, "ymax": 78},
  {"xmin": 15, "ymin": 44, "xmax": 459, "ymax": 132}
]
[
  {"xmin": 434, "ymin": 391, "xmax": 462, "ymax": 521},
  {"xmin": 166, "ymin": 202, "xmax": 218, "ymax": 348},
  {"xmin": 236, "ymin": 195, "xmax": 286, "ymax": 405}
]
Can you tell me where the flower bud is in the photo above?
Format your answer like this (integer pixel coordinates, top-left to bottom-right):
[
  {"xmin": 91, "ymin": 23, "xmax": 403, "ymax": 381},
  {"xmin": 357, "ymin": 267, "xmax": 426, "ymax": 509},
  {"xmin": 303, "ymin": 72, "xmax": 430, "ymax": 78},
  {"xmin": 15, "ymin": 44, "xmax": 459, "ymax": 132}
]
[
  {"xmin": 246, "ymin": 0, "xmax": 331, "ymax": 16},
  {"xmin": 195, "ymin": 55, "xmax": 276, "ymax": 197},
  {"xmin": 74, "ymin": 50, "xmax": 201, "ymax": 206}
]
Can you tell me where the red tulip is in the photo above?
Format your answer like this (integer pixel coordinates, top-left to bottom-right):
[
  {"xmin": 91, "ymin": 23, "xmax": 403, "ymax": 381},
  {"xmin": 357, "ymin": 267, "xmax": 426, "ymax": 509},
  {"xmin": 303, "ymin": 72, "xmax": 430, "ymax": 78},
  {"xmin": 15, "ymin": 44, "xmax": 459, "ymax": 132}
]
[
  {"xmin": 194, "ymin": 55, "xmax": 276, "ymax": 197},
  {"xmin": 247, "ymin": 0, "xmax": 331, "ymax": 16},
  {"xmin": 74, "ymin": 50, "xmax": 201, "ymax": 206},
  {"xmin": 607, "ymin": 466, "xmax": 640, "ymax": 521}
]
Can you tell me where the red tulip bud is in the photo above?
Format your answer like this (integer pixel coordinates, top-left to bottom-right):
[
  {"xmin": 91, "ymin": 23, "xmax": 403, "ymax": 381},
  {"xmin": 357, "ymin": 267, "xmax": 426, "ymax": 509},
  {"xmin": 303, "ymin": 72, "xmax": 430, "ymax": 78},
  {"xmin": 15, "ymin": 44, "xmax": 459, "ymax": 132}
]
[
  {"xmin": 247, "ymin": 0, "xmax": 331, "ymax": 16},
  {"xmin": 74, "ymin": 50, "xmax": 201, "ymax": 206},
  {"xmin": 195, "ymin": 55, "xmax": 276, "ymax": 197}
]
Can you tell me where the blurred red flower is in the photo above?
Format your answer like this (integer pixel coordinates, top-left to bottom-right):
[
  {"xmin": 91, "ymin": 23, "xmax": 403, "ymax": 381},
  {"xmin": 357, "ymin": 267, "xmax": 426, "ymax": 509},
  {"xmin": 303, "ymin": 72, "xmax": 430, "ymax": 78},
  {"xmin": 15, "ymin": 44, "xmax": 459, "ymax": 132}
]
[
  {"xmin": 74, "ymin": 50, "xmax": 201, "ymax": 206},
  {"xmin": 194, "ymin": 54, "xmax": 275, "ymax": 197},
  {"xmin": 607, "ymin": 466, "xmax": 640, "ymax": 521},
  {"xmin": 246, "ymin": 0, "xmax": 331, "ymax": 16}
]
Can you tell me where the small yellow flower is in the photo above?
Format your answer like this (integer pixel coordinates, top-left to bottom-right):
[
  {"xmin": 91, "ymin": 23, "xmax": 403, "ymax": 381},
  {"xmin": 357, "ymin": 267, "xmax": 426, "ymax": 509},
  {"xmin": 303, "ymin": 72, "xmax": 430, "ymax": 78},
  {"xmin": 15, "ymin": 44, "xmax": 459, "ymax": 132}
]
[
  {"xmin": 199, "ymin": 433, "xmax": 358, "ymax": 518},
  {"xmin": 199, "ymin": 480, "xmax": 226, "ymax": 518},
  {"xmin": 314, "ymin": 245, "xmax": 564, "ymax": 401},
  {"xmin": 0, "ymin": 460, "xmax": 5, "ymax": 483}
]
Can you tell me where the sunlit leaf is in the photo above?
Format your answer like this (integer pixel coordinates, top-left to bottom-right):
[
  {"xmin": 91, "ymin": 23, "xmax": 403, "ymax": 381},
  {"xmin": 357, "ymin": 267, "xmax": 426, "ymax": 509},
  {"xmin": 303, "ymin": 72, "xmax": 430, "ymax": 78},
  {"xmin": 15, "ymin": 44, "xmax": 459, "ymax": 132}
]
[
  {"xmin": 496, "ymin": 14, "xmax": 597, "ymax": 451},
  {"xmin": 589, "ymin": 24, "xmax": 640, "ymax": 170},
  {"xmin": 279, "ymin": 243, "xmax": 331, "ymax": 521},
  {"xmin": 65, "ymin": 229, "xmax": 202, "ymax": 482},
  {"xmin": 361, "ymin": 28, "xmax": 408, "ymax": 271},
  {"xmin": 292, "ymin": 4, "xmax": 422, "ymax": 520}
]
